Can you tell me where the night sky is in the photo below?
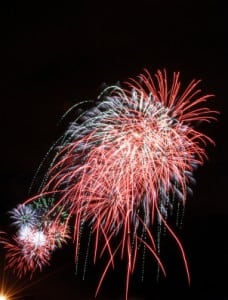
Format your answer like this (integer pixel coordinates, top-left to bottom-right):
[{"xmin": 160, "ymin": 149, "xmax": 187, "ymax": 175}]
[{"xmin": 0, "ymin": 1, "xmax": 227, "ymax": 299}]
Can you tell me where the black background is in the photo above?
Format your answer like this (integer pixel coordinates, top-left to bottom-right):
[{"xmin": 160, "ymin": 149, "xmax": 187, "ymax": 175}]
[{"xmin": 0, "ymin": 1, "xmax": 227, "ymax": 299}]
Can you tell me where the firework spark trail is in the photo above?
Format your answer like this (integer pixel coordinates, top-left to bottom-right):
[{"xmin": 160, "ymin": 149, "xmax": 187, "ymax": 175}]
[{"xmin": 0, "ymin": 69, "xmax": 218, "ymax": 299}]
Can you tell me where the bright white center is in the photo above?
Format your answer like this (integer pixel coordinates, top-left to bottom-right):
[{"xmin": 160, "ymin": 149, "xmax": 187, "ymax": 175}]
[{"xmin": 31, "ymin": 231, "xmax": 47, "ymax": 247}]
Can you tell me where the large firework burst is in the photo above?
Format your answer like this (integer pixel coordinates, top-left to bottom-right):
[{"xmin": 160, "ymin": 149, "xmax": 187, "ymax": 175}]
[{"xmin": 1, "ymin": 69, "xmax": 218, "ymax": 299}]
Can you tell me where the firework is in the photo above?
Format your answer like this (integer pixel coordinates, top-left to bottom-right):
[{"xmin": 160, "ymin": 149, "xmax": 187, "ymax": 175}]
[
  {"xmin": 0, "ymin": 198, "xmax": 70, "ymax": 278},
  {"xmin": 1, "ymin": 69, "xmax": 217, "ymax": 299},
  {"xmin": 1, "ymin": 231, "xmax": 51, "ymax": 278}
]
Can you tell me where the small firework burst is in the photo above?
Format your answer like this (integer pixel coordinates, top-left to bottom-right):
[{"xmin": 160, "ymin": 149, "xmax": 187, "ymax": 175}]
[
  {"xmin": 9, "ymin": 205, "xmax": 38, "ymax": 228},
  {"xmin": 1, "ymin": 233, "xmax": 51, "ymax": 278},
  {"xmin": 46, "ymin": 222, "xmax": 71, "ymax": 250},
  {"xmin": 1, "ymin": 198, "xmax": 70, "ymax": 278}
]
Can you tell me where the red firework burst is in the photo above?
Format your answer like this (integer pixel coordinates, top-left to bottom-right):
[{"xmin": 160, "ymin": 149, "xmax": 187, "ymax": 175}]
[
  {"xmin": 1, "ymin": 230, "xmax": 51, "ymax": 278},
  {"xmin": 5, "ymin": 69, "xmax": 218, "ymax": 299}
]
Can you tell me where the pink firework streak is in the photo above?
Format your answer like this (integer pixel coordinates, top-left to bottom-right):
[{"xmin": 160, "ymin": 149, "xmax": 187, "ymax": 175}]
[{"xmin": 4, "ymin": 69, "xmax": 218, "ymax": 299}]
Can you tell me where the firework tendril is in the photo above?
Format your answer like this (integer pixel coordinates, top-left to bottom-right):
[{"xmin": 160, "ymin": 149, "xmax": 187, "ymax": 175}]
[{"xmin": 1, "ymin": 69, "xmax": 218, "ymax": 299}]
